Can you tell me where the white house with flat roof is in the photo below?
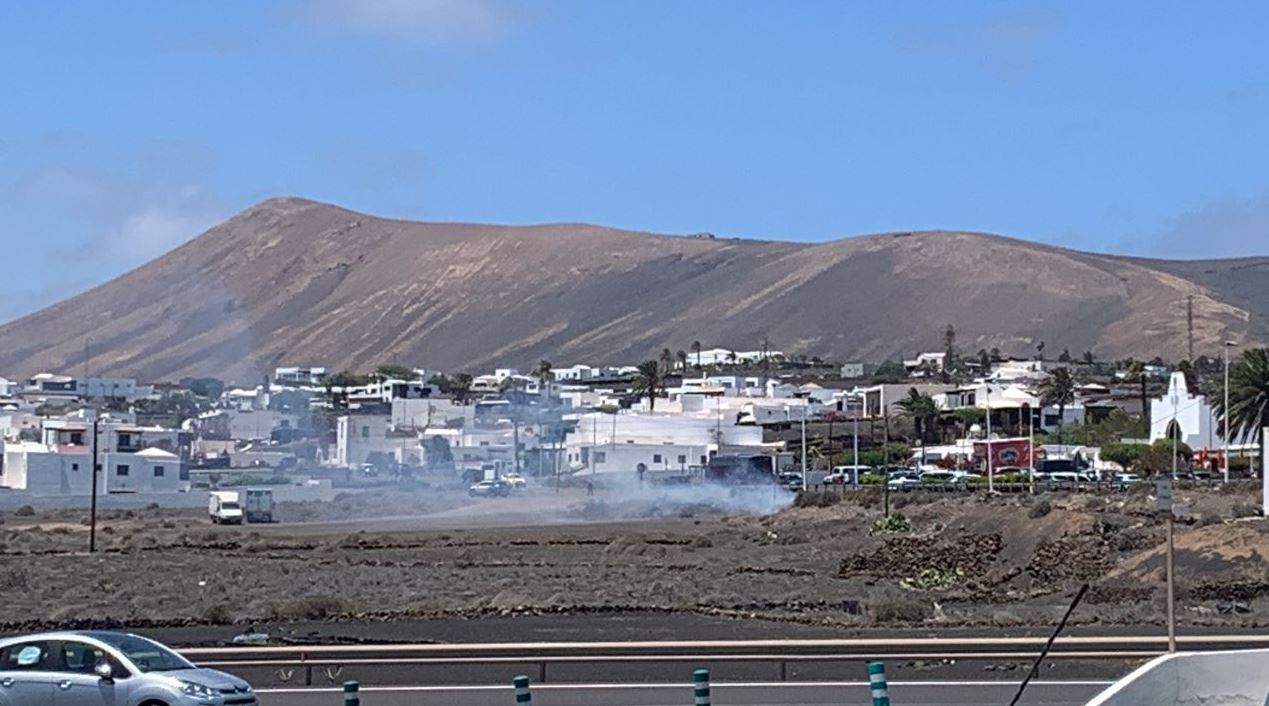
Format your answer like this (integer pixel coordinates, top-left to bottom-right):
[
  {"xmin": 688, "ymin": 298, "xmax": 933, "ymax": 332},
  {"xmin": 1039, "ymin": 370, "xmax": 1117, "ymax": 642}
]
[
  {"xmin": 0, "ymin": 442, "xmax": 182, "ymax": 495},
  {"xmin": 563, "ymin": 411, "xmax": 768, "ymax": 474}
]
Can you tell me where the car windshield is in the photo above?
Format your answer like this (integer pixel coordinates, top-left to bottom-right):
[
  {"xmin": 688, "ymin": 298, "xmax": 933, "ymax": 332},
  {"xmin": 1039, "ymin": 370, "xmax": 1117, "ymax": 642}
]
[
  {"xmin": 90, "ymin": 634, "xmax": 195, "ymax": 673},
  {"xmin": 222, "ymin": 502, "xmax": 241, "ymax": 510}
]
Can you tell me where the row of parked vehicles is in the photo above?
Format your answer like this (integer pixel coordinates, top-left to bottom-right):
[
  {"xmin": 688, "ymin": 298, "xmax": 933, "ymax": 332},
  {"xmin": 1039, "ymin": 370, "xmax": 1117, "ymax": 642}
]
[{"xmin": 780, "ymin": 463, "xmax": 1157, "ymax": 492}]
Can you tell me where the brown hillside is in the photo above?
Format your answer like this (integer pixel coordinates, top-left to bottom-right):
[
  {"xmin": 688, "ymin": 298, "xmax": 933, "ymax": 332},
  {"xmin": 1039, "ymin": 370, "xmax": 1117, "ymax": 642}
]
[{"xmin": 0, "ymin": 197, "xmax": 1262, "ymax": 382}]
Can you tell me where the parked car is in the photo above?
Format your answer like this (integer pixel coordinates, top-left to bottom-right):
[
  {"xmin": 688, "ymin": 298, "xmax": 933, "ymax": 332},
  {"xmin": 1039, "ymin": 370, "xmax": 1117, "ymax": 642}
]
[
  {"xmin": 887, "ymin": 474, "xmax": 921, "ymax": 489},
  {"xmin": 468, "ymin": 480, "xmax": 511, "ymax": 498},
  {"xmin": 1114, "ymin": 472, "xmax": 1142, "ymax": 485},
  {"xmin": 777, "ymin": 473, "xmax": 805, "ymax": 492},
  {"xmin": 502, "ymin": 472, "xmax": 528, "ymax": 489},
  {"xmin": 0, "ymin": 630, "xmax": 256, "ymax": 706},
  {"xmin": 827, "ymin": 465, "xmax": 872, "ymax": 484},
  {"xmin": 918, "ymin": 470, "xmax": 957, "ymax": 484}
]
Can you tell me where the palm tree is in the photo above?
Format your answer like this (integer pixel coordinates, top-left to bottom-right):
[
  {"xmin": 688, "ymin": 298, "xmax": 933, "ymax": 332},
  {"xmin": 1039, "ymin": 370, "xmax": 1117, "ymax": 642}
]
[
  {"xmin": 676, "ymin": 349, "xmax": 688, "ymax": 372},
  {"xmin": 531, "ymin": 359, "xmax": 553, "ymax": 398},
  {"xmin": 1125, "ymin": 358, "xmax": 1149, "ymax": 436},
  {"xmin": 633, "ymin": 360, "xmax": 668, "ymax": 411},
  {"xmin": 895, "ymin": 387, "xmax": 939, "ymax": 462},
  {"xmin": 659, "ymin": 348, "xmax": 674, "ymax": 373},
  {"xmin": 691, "ymin": 341, "xmax": 702, "ymax": 369},
  {"xmin": 450, "ymin": 373, "xmax": 473, "ymax": 405},
  {"xmin": 1211, "ymin": 348, "xmax": 1269, "ymax": 455},
  {"xmin": 1038, "ymin": 367, "xmax": 1078, "ymax": 444}
]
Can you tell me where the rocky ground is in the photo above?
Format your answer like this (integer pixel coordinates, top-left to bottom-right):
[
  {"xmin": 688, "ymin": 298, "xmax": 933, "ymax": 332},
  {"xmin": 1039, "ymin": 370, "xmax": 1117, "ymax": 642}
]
[{"xmin": 1, "ymin": 481, "xmax": 1267, "ymax": 644}]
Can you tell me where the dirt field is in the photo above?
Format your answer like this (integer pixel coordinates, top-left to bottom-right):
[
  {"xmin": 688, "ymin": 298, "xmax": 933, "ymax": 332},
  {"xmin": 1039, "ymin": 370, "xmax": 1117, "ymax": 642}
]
[{"xmin": 1, "ymin": 482, "xmax": 1267, "ymax": 644}]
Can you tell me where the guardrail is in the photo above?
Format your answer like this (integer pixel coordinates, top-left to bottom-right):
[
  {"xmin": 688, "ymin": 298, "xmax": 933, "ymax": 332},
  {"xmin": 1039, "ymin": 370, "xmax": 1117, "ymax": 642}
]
[{"xmin": 178, "ymin": 636, "xmax": 1269, "ymax": 686}]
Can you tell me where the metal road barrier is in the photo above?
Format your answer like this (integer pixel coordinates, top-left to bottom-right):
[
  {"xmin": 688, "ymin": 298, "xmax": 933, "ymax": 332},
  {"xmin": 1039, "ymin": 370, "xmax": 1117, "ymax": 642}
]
[{"xmin": 177, "ymin": 636, "xmax": 1269, "ymax": 687}]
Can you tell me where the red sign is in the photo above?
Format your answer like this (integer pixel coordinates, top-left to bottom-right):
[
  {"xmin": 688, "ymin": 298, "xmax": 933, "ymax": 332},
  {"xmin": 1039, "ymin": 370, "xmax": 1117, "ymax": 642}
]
[{"xmin": 973, "ymin": 438, "xmax": 1033, "ymax": 471}]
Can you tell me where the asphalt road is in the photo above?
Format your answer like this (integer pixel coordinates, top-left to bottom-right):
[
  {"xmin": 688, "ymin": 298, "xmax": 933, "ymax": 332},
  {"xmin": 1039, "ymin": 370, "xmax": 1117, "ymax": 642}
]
[{"xmin": 256, "ymin": 680, "xmax": 1113, "ymax": 706}]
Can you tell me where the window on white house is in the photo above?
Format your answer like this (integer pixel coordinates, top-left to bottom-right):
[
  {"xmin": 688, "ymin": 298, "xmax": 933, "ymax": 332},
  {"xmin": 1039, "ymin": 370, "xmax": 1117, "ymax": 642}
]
[
  {"xmin": 116, "ymin": 465, "xmax": 130, "ymax": 476},
  {"xmin": 595, "ymin": 452, "xmax": 606, "ymax": 463},
  {"xmin": 361, "ymin": 426, "xmax": 370, "ymax": 438},
  {"xmin": 678, "ymin": 455, "xmax": 687, "ymax": 464},
  {"xmin": 653, "ymin": 454, "xmax": 662, "ymax": 463},
  {"xmin": 154, "ymin": 466, "xmax": 165, "ymax": 477},
  {"xmin": 71, "ymin": 463, "xmax": 79, "ymax": 471}
]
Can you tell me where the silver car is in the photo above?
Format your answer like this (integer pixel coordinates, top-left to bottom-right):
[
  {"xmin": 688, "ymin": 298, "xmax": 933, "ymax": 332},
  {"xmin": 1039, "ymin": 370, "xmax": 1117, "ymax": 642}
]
[{"xmin": 0, "ymin": 631, "xmax": 255, "ymax": 706}]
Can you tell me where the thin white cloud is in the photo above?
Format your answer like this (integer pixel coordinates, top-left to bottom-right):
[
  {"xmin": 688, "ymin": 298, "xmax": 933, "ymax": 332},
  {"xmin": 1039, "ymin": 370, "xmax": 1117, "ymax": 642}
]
[
  {"xmin": 0, "ymin": 140, "xmax": 230, "ymax": 321},
  {"xmin": 901, "ymin": 10, "xmax": 1059, "ymax": 83},
  {"xmin": 1144, "ymin": 192, "xmax": 1269, "ymax": 259},
  {"xmin": 299, "ymin": 0, "xmax": 521, "ymax": 45}
]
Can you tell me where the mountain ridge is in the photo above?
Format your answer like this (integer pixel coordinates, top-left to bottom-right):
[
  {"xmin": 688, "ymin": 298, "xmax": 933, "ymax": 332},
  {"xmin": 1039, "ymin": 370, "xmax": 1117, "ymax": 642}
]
[{"xmin": 1, "ymin": 197, "xmax": 1266, "ymax": 383}]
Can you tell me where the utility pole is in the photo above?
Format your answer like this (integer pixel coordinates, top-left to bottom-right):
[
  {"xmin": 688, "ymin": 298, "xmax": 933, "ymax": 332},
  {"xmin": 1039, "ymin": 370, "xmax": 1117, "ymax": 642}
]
[
  {"xmin": 1028, "ymin": 402, "xmax": 1036, "ymax": 495},
  {"xmin": 89, "ymin": 417, "xmax": 100, "ymax": 554},
  {"xmin": 1186, "ymin": 296, "xmax": 1195, "ymax": 364},
  {"xmin": 852, "ymin": 396, "xmax": 860, "ymax": 482},
  {"xmin": 1157, "ymin": 479, "xmax": 1176, "ymax": 653}
]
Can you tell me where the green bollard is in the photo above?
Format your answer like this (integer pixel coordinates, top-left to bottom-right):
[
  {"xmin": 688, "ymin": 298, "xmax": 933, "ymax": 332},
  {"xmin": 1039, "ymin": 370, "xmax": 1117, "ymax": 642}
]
[
  {"xmin": 694, "ymin": 668, "xmax": 711, "ymax": 706},
  {"xmin": 343, "ymin": 680, "xmax": 359, "ymax": 706},
  {"xmin": 868, "ymin": 661, "xmax": 889, "ymax": 706},
  {"xmin": 514, "ymin": 674, "xmax": 532, "ymax": 705}
]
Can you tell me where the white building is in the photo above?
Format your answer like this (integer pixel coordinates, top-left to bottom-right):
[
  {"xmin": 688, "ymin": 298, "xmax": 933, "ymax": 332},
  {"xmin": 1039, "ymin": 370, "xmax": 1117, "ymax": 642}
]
[
  {"xmin": 690, "ymin": 348, "xmax": 783, "ymax": 367},
  {"xmin": 0, "ymin": 442, "xmax": 182, "ymax": 495},
  {"xmin": 1150, "ymin": 372, "xmax": 1221, "ymax": 451},
  {"xmin": 80, "ymin": 377, "xmax": 155, "ymax": 401},
  {"xmin": 335, "ymin": 414, "xmax": 421, "ymax": 467},
  {"xmin": 22, "ymin": 373, "xmax": 80, "ymax": 401},
  {"xmin": 552, "ymin": 365, "xmax": 600, "ymax": 382},
  {"xmin": 563, "ymin": 412, "xmax": 768, "ymax": 475},
  {"xmin": 0, "ymin": 377, "xmax": 19, "ymax": 398},
  {"xmin": 904, "ymin": 352, "xmax": 947, "ymax": 376},
  {"xmin": 392, "ymin": 398, "xmax": 471, "ymax": 430},
  {"xmin": 987, "ymin": 359, "xmax": 1048, "ymax": 382},
  {"xmin": 840, "ymin": 363, "xmax": 866, "ymax": 379},
  {"xmin": 275, "ymin": 366, "xmax": 327, "ymax": 386}
]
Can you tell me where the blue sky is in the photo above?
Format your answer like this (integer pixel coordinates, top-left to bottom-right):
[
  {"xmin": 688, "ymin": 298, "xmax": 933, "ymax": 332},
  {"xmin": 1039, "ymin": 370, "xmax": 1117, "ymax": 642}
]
[{"xmin": 2, "ymin": 0, "xmax": 1268, "ymax": 322}]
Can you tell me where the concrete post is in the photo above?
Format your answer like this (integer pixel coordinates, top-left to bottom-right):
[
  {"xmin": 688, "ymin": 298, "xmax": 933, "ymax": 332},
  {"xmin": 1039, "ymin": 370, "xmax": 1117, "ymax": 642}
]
[
  {"xmin": 868, "ymin": 661, "xmax": 890, "ymax": 706},
  {"xmin": 343, "ymin": 680, "xmax": 359, "ymax": 706},
  {"xmin": 694, "ymin": 668, "xmax": 711, "ymax": 706},
  {"xmin": 514, "ymin": 675, "xmax": 532, "ymax": 706}
]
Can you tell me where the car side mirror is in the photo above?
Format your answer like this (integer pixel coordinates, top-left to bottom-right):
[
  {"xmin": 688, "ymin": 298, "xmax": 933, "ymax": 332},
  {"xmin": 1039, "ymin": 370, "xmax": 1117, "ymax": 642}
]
[{"xmin": 94, "ymin": 661, "xmax": 114, "ymax": 681}]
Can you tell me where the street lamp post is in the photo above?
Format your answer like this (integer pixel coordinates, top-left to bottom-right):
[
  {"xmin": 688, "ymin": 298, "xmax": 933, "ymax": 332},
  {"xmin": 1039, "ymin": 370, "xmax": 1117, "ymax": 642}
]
[
  {"xmin": 985, "ymin": 385, "xmax": 994, "ymax": 493},
  {"xmin": 1171, "ymin": 386, "xmax": 1180, "ymax": 481},
  {"xmin": 1224, "ymin": 341, "xmax": 1235, "ymax": 483},
  {"xmin": 800, "ymin": 404, "xmax": 807, "ymax": 490},
  {"xmin": 89, "ymin": 417, "xmax": 100, "ymax": 553}
]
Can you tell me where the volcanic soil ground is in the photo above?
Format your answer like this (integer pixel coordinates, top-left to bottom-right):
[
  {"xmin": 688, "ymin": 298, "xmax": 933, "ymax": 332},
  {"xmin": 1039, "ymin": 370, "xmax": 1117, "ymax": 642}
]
[{"xmin": 3, "ymin": 482, "xmax": 1269, "ymax": 646}]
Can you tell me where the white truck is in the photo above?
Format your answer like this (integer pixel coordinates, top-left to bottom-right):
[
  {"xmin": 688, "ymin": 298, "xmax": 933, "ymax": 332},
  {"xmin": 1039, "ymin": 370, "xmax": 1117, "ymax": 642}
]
[
  {"xmin": 243, "ymin": 488, "xmax": 276, "ymax": 523},
  {"xmin": 208, "ymin": 491, "xmax": 244, "ymax": 525}
]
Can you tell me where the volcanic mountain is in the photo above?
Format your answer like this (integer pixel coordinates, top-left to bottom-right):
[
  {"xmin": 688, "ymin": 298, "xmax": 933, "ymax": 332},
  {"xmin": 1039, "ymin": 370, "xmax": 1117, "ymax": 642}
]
[{"xmin": 1, "ymin": 197, "xmax": 1266, "ymax": 382}]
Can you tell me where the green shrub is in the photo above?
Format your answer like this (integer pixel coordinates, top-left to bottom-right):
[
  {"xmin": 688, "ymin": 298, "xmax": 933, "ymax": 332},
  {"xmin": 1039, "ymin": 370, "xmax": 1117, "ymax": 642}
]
[
  {"xmin": 901, "ymin": 567, "xmax": 964, "ymax": 590},
  {"xmin": 871, "ymin": 513, "xmax": 912, "ymax": 535}
]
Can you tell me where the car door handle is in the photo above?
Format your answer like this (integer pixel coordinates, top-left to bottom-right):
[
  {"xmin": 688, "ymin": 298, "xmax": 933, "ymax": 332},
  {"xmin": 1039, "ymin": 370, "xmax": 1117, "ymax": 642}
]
[{"xmin": 58, "ymin": 680, "xmax": 73, "ymax": 689}]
